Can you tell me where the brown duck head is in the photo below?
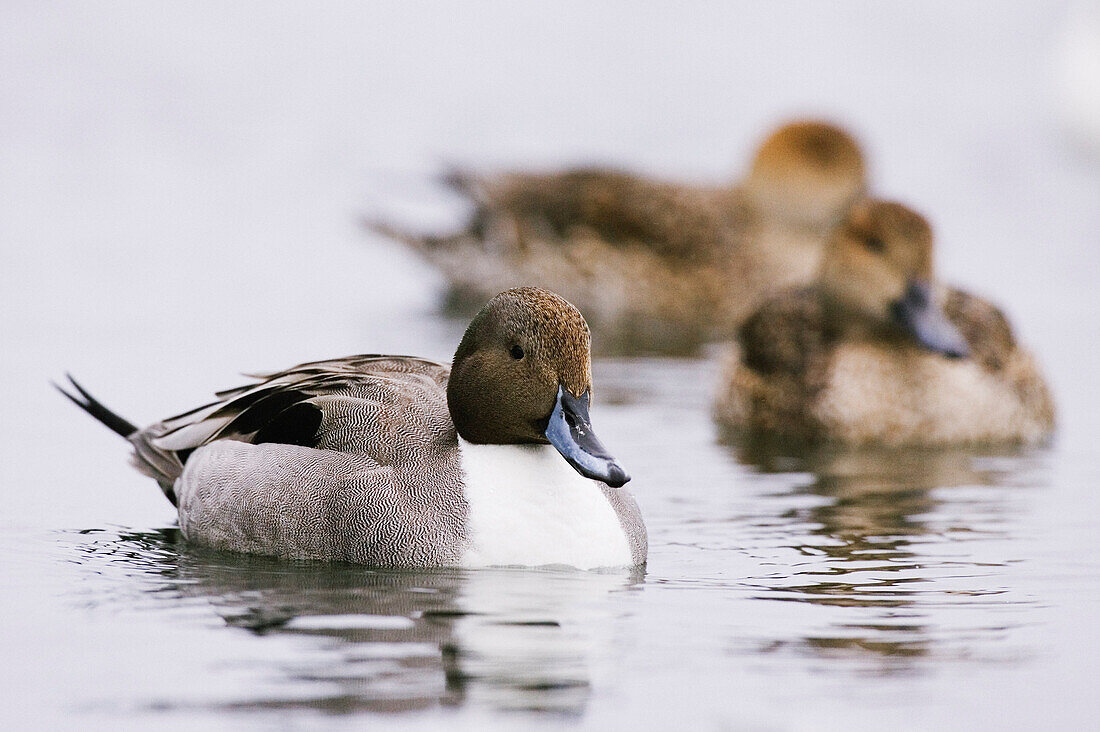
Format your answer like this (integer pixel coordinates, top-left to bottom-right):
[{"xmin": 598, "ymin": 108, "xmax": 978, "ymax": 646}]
[
  {"xmin": 745, "ymin": 119, "xmax": 868, "ymax": 231},
  {"xmin": 447, "ymin": 287, "xmax": 630, "ymax": 487},
  {"xmin": 818, "ymin": 200, "xmax": 970, "ymax": 358}
]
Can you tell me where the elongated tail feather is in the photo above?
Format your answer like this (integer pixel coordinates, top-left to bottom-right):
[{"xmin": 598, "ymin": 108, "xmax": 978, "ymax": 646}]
[{"xmin": 54, "ymin": 374, "xmax": 138, "ymax": 438}]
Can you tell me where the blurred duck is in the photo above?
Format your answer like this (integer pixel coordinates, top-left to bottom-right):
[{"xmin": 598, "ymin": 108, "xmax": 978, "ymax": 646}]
[
  {"xmin": 714, "ymin": 200, "xmax": 1055, "ymax": 446},
  {"xmin": 371, "ymin": 120, "xmax": 867, "ymax": 354}
]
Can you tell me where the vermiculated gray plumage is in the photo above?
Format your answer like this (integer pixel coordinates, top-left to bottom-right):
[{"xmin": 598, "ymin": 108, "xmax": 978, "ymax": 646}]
[
  {"xmin": 134, "ymin": 356, "xmax": 470, "ymax": 566},
  {"xmin": 598, "ymin": 484, "xmax": 648, "ymax": 566}
]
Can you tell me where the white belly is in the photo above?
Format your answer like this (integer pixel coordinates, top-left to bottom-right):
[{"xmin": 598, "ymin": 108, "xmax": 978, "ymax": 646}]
[{"xmin": 457, "ymin": 440, "xmax": 633, "ymax": 570}]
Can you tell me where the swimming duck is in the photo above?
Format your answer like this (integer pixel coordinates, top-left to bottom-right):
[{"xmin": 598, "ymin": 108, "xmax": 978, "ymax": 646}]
[
  {"xmin": 714, "ymin": 200, "xmax": 1055, "ymax": 446},
  {"xmin": 370, "ymin": 120, "xmax": 867, "ymax": 354},
  {"xmin": 58, "ymin": 288, "xmax": 647, "ymax": 569}
]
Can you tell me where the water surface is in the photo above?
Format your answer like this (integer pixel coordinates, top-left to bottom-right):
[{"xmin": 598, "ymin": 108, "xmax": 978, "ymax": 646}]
[{"xmin": 6, "ymin": 357, "xmax": 1096, "ymax": 729}]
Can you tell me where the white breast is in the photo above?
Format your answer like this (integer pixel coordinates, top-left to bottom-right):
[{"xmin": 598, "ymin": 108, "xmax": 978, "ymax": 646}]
[{"xmin": 457, "ymin": 439, "xmax": 633, "ymax": 570}]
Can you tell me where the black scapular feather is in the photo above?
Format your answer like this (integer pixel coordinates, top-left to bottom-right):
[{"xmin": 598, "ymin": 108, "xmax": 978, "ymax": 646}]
[{"xmin": 253, "ymin": 401, "xmax": 324, "ymax": 448}]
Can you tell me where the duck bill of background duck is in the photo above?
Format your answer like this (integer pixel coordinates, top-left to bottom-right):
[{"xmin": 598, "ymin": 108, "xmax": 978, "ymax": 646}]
[
  {"xmin": 891, "ymin": 279, "xmax": 970, "ymax": 359},
  {"xmin": 545, "ymin": 386, "xmax": 631, "ymax": 488}
]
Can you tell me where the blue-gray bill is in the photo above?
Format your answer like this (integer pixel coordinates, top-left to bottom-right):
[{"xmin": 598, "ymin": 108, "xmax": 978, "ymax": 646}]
[
  {"xmin": 891, "ymin": 279, "xmax": 971, "ymax": 359},
  {"xmin": 545, "ymin": 386, "xmax": 631, "ymax": 488}
]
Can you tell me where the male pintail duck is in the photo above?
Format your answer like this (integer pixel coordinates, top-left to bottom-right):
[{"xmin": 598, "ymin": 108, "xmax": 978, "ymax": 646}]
[
  {"xmin": 370, "ymin": 120, "xmax": 867, "ymax": 354},
  {"xmin": 58, "ymin": 288, "xmax": 647, "ymax": 569},
  {"xmin": 714, "ymin": 200, "xmax": 1055, "ymax": 446}
]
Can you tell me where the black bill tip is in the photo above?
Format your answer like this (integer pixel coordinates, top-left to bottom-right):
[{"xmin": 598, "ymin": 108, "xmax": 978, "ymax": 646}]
[{"xmin": 604, "ymin": 463, "xmax": 630, "ymax": 489}]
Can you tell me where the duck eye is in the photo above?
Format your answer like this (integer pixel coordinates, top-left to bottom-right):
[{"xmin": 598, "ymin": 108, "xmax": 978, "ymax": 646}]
[
  {"xmin": 864, "ymin": 235, "xmax": 886, "ymax": 253},
  {"xmin": 509, "ymin": 345, "xmax": 525, "ymax": 360}
]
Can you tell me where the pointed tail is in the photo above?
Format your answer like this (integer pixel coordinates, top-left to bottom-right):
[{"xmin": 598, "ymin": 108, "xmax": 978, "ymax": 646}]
[
  {"xmin": 361, "ymin": 217, "xmax": 435, "ymax": 252},
  {"xmin": 54, "ymin": 374, "xmax": 138, "ymax": 438}
]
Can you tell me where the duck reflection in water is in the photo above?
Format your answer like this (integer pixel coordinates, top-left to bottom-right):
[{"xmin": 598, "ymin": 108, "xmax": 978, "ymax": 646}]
[
  {"xmin": 733, "ymin": 438, "xmax": 1046, "ymax": 667},
  {"xmin": 72, "ymin": 528, "xmax": 643, "ymax": 716}
]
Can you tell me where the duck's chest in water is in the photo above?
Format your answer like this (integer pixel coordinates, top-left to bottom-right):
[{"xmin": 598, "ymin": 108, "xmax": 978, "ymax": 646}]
[{"xmin": 457, "ymin": 441, "xmax": 633, "ymax": 570}]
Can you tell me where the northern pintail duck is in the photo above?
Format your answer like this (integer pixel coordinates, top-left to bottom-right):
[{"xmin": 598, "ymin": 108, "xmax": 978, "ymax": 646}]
[
  {"xmin": 370, "ymin": 120, "xmax": 867, "ymax": 354},
  {"xmin": 58, "ymin": 288, "xmax": 647, "ymax": 569},
  {"xmin": 714, "ymin": 200, "xmax": 1055, "ymax": 446}
]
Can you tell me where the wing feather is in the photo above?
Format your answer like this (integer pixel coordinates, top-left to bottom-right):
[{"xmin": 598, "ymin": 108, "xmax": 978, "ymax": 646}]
[{"xmin": 130, "ymin": 355, "xmax": 450, "ymax": 490}]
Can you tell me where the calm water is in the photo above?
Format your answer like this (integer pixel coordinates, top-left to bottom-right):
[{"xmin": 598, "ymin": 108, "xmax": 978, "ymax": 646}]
[
  {"xmin": 3, "ymin": 2, "xmax": 1100, "ymax": 729},
  {"xmin": 5, "ymin": 356, "xmax": 1099, "ymax": 729}
]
